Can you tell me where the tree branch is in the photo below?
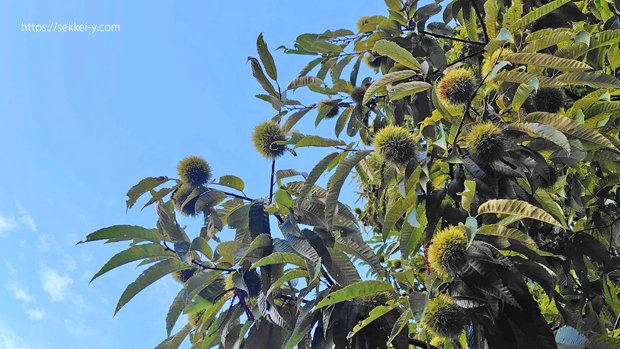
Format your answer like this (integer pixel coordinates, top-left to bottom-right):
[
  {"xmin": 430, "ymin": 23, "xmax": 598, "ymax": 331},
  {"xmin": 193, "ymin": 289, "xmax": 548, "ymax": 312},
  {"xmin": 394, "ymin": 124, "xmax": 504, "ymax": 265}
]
[
  {"xmin": 471, "ymin": 0, "xmax": 489, "ymax": 44},
  {"xmin": 268, "ymin": 159, "xmax": 276, "ymax": 204},
  {"xmin": 162, "ymin": 241, "xmax": 234, "ymax": 273},
  {"xmin": 409, "ymin": 337, "xmax": 439, "ymax": 349},
  {"xmin": 422, "ymin": 30, "xmax": 486, "ymax": 46},
  {"xmin": 447, "ymin": 49, "xmax": 486, "ymax": 68}
]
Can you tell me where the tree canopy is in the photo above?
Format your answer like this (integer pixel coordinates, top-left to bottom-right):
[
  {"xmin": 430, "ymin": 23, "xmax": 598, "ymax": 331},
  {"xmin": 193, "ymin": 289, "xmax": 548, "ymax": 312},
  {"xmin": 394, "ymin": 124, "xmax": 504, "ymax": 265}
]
[{"xmin": 81, "ymin": 0, "xmax": 620, "ymax": 348}]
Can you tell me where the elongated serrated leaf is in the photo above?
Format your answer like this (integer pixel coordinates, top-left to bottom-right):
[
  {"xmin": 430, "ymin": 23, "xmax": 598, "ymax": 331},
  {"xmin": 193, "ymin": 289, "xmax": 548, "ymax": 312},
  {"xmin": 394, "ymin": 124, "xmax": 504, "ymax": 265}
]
[
  {"xmin": 248, "ymin": 57, "xmax": 278, "ymax": 97},
  {"xmin": 512, "ymin": 83, "xmax": 536, "ymax": 112},
  {"xmin": 267, "ymin": 269, "xmax": 308, "ymax": 296},
  {"xmin": 315, "ymin": 280, "xmax": 393, "ymax": 309},
  {"xmin": 252, "ymin": 252, "xmax": 307, "ymax": 269},
  {"xmin": 185, "ymin": 270, "xmax": 222, "ymax": 301},
  {"xmin": 523, "ymin": 30, "xmax": 576, "ymax": 52},
  {"xmin": 294, "ymin": 135, "xmax": 345, "ymax": 149},
  {"xmin": 257, "ymin": 33, "xmax": 277, "ymax": 80},
  {"xmin": 476, "ymin": 224, "xmax": 537, "ymax": 247},
  {"xmin": 383, "ymin": 191, "xmax": 416, "ymax": 240},
  {"xmin": 388, "ymin": 308, "xmax": 410, "ymax": 344},
  {"xmin": 239, "ymin": 234, "xmax": 272, "ymax": 262},
  {"xmin": 126, "ymin": 176, "xmax": 169, "ymax": 209},
  {"xmin": 534, "ymin": 188, "xmax": 566, "ymax": 227},
  {"xmin": 510, "ymin": 122, "xmax": 571, "ymax": 155},
  {"xmin": 79, "ymin": 225, "xmax": 162, "ymax": 244},
  {"xmin": 524, "ymin": 112, "xmax": 618, "ymax": 151},
  {"xmin": 555, "ymin": 71, "xmax": 620, "ymax": 88},
  {"xmin": 115, "ymin": 258, "xmax": 187, "ymax": 314},
  {"xmin": 217, "ymin": 175, "xmax": 245, "ymax": 192},
  {"xmin": 300, "ymin": 152, "xmax": 339, "ymax": 202},
  {"xmin": 373, "ymin": 40, "xmax": 421, "ymax": 71},
  {"xmin": 325, "ymin": 151, "xmax": 371, "ymax": 229},
  {"xmin": 493, "ymin": 71, "xmax": 562, "ymax": 87},
  {"xmin": 91, "ymin": 243, "xmax": 173, "ymax": 282},
  {"xmin": 287, "ymin": 76, "xmax": 323, "ymax": 90},
  {"xmin": 326, "ymin": 248, "xmax": 362, "ymax": 286},
  {"xmin": 505, "ymin": 53, "xmax": 591, "ymax": 71},
  {"xmin": 190, "ymin": 236, "xmax": 213, "ymax": 260},
  {"xmin": 194, "ymin": 189, "xmax": 227, "ymax": 212},
  {"xmin": 477, "ymin": 199, "xmax": 565, "ymax": 228},
  {"xmin": 166, "ymin": 288, "xmax": 186, "ymax": 336},
  {"xmin": 282, "ymin": 107, "xmax": 312, "ymax": 132},
  {"xmin": 347, "ymin": 303, "xmax": 398, "ymax": 339},
  {"xmin": 387, "ymin": 81, "xmax": 432, "ymax": 101},
  {"xmin": 509, "ymin": 0, "xmax": 570, "ymax": 33},
  {"xmin": 363, "ymin": 70, "xmax": 416, "ymax": 104},
  {"xmin": 155, "ymin": 323, "xmax": 191, "ymax": 349}
]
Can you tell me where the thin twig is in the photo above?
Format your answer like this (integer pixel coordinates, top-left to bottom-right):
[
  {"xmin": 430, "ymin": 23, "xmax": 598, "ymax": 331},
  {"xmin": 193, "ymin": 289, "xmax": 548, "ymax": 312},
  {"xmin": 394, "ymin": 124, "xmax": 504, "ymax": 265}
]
[
  {"xmin": 408, "ymin": 337, "xmax": 439, "ymax": 349},
  {"xmin": 422, "ymin": 30, "xmax": 486, "ymax": 46},
  {"xmin": 268, "ymin": 159, "xmax": 276, "ymax": 204},
  {"xmin": 447, "ymin": 49, "xmax": 486, "ymax": 68},
  {"xmin": 162, "ymin": 241, "xmax": 234, "ymax": 273},
  {"xmin": 471, "ymin": 0, "xmax": 489, "ymax": 44}
]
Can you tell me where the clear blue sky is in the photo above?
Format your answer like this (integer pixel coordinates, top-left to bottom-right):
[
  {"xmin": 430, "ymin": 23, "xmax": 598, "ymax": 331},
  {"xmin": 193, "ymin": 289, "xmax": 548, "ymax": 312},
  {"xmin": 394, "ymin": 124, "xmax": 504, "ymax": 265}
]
[{"xmin": 0, "ymin": 1, "xmax": 388, "ymax": 348}]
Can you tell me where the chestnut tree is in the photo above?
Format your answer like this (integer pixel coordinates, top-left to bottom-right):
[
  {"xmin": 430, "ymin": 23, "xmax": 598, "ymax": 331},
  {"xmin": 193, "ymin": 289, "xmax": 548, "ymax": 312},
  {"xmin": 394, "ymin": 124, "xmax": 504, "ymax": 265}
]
[{"xmin": 81, "ymin": 0, "xmax": 620, "ymax": 348}]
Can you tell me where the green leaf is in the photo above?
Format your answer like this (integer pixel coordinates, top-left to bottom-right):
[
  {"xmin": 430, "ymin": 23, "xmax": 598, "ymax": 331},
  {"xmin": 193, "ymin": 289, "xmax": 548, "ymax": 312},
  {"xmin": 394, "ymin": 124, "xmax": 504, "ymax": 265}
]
[
  {"xmin": 267, "ymin": 269, "xmax": 308, "ymax": 296},
  {"xmin": 315, "ymin": 280, "xmax": 393, "ymax": 309},
  {"xmin": 166, "ymin": 288, "xmax": 186, "ymax": 336},
  {"xmin": 524, "ymin": 112, "xmax": 618, "ymax": 151},
  {"xmin": 194, "ymin": 189, "xmax": 227, "ymax": 212},
  {"xmin": 373, "ymin": 40, "xmax": 421, "ymax": 71},
  {"xmin": 388, "ymin": 308, "xmax": 410, "ymax": 344},
  {"xmin": 79, "ymin": 225, "xmax": 162, "ymax": 244},
  {"xmin": 91, "ymin": 243, "xmax": 173, "ymax": 282},
  {"xmin": 387, "ymin": 81, "xmax": 432, "ymax": 101},
  {"xmin": 274, "ymin": 189, "xmax": 294, "ymax": 209},
  {"xmin": 190, "ymin": 236, "xmax": 213, "ymax": 260},
  {"xmin": 476, "ymin": 224, "xmax": 537, "ymax": 247},
  {"xmin": 300, "ymin": 152, "xmax": 339, "ymax": 202},
  {"xmin": 383, "ymin": 190, "xmax": 416, "ymax": 240},
  {"xmin": 512, "ymin": 83, "xmax": 536, "ymax": 111},
  {"xmin": 523, "ymin": 30, "xmax": 575, "ymax": 53},
  {"xmin": 248, "ymin": 57, "xmax": 278, "ymax": 97},
  {"xmin": 126, "ymin": 176, "xmax": 169, "ymax": 209},
  {"xmin": 217, "ymin": 175, "xmax": 245, "ymax": 192},
  {"xmin": 251, "ymin": 252, "xmax": 307, "ymax": 269},
  {"xmin": 287, "ymin": 76, "xmax": 323, "ymax": 90},
  {"xmin": 239, "ymin": 234, "xmax": 272, "ymax": 262},
  {"xmin": 185, "ymin": 270, "xmax": 222, "ymax": 301},
  {"xmin": 293, "ymin": 135, "xmax": 345, "ymax": 149},
  {"xmin": 257, "ymin": 33, "xmax": 277, "ymax": 80},
  {"xmin": 509, "ymin": 0, "xmax": 570, "ymax": 33},
  {"xmin": 363, "ymin": 70, "xmax": 417, "ymax": 104},
  {"xmin": 534, "ymin": 188, "xmax": 567, "ymax": 228},
  {"xmin": 505, "ymin": 53, "xmax": 591, "ymax": 71},
  {"xmin": 154, "ymin": 323, "xmax": 191, "ymax": 349},
  {"xmin": 461, "ymin": 180, "xmax": 476, "ymax": 212},
  {"xmin": 325, "ymin": 151, "xmax": 371, "ymax": 229},
  {"xmin": 477, "ymin": 199, "xmax": 566, "ymax": 228},
  {"xmin": 347, "ymin": 303, "xmax": 399, "ymax": 339},
  {"xmin": 493, "ymin": 70, "xmax": 562, "ymax": 87},
  {"xmin": 282, "ymin": 107, "xmax": 312, "ymax": 132},
  {"xmin": 555, "ymin": 71, "xmax": 620, "ymax": 88},
  {"xmin": 115, "ymin": 258, "xmax": 187, "ymax": 314},
  {"xmin": 509, "ymin": 122, "xmax": 571, "ymax": 155}
]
